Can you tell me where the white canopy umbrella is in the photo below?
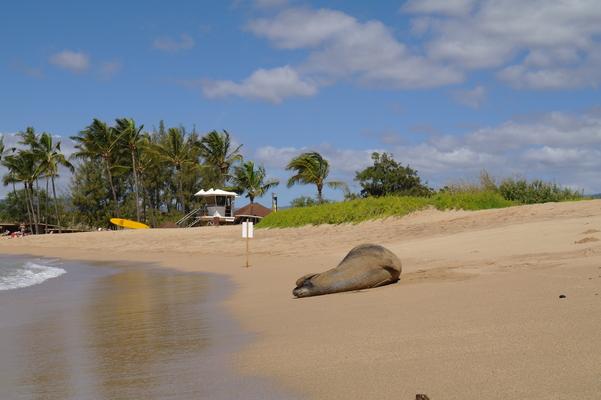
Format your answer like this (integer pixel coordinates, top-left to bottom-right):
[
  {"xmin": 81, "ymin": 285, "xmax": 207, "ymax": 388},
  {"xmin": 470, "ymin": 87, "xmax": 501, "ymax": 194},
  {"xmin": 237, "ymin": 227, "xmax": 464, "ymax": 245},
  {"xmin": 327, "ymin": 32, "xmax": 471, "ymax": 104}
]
[{"xmin": 194, "ymin": 188, "xmax": 238, "ymax": 197}]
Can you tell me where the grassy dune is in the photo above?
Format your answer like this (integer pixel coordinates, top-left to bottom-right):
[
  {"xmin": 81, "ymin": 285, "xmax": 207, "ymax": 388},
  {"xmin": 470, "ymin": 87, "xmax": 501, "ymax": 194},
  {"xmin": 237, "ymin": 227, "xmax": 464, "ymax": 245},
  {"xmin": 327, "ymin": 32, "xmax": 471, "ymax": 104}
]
[{"xmin": 259, "ymin": 191, "xmax": 514, "ymax": 228}]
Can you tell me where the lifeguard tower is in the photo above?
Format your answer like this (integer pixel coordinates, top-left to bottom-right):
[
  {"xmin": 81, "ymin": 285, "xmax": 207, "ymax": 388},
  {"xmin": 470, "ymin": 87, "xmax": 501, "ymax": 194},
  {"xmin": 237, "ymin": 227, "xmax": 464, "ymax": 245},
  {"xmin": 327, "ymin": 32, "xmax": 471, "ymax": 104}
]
[{"xmin": 176, "ymin": 188, "xmax": 238, "ymax": 227}]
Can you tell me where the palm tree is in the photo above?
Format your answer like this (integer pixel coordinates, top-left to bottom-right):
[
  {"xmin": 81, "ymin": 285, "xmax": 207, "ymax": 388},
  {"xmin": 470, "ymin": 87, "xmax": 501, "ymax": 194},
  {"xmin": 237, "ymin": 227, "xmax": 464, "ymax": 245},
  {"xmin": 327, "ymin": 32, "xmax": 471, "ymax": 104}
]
[
  {"xmin": 36, "ymin": 132, "xmax": 74, "ymax": 232},
  {"xmin": 286, "ymin": 152, "xmax": 348, "ymax": 203},
  {"xmin": 1, "ymin": 152, "xmax": 39, "ymax": 233},
  {"xmin": 0, "ymin": 136, "xmax": 13, "ymax": 167},
  {"xmin": 198, "ymin": 130, "xmax": 243, "ymax": 187},
  {"xmin": 17, "ymin": 128, "xmax": 43, "ymax": 228},
  {"xmin": 232, "ymin": 161, "xmax": 279, "ymax": 203},
  {"xmin": 150, "ymin": 127, "xmax": 198, "ymax": 211},
  {"xmin": 72, "ymin": 119, "xmax": 122, "ymax": 215},
  {"xmin": 1, "ymin": 137, "xmax": 18, "ymax": 199},
  {"xmin": 115, "ymin": 118, "xmax": 144, "ymax": 221},
  {"xmin": 16, "ymin": 128, "xmax": 47, "ymax": 232}
]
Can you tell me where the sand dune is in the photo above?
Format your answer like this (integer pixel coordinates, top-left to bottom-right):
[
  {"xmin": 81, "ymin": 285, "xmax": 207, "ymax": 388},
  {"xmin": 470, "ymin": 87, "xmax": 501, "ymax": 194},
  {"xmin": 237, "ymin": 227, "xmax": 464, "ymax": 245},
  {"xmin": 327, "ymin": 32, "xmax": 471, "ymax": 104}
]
[{"xmin": 2, "ymin": 200, "xmax": 601, "ymax": 399}]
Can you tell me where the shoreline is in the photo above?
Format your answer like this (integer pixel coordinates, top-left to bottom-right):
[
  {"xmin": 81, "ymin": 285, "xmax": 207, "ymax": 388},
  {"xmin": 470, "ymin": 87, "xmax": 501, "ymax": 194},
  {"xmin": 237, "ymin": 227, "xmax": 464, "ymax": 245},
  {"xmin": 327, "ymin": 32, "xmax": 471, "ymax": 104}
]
[
  {"xmin": 0, "ymin": 254, "xmax": 300, "ymax": 399},
  {"xmin": 2, "ymin": 200, "xmax": 601, "ymax": 399}
]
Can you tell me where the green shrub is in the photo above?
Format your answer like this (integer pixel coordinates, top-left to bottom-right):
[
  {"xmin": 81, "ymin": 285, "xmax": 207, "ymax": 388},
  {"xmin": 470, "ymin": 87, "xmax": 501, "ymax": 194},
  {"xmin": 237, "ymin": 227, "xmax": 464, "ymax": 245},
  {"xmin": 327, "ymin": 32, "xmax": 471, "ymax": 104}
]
[
  {"xmin": 289, "ymin": 196, "xmax": 321, "ymax": 208},
  {"xmin": 498, "ymin": 178, "xmax": 582, "ymax": 204}
]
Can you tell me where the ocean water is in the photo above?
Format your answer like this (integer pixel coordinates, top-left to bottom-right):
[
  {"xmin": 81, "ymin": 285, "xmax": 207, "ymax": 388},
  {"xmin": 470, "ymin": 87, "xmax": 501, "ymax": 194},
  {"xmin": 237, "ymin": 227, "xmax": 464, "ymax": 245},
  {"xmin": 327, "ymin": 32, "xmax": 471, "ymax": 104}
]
[
  {"xmin": 0, "ymin": 255, "xmax": 299, "ymax": 400},
  {"xmin": 0, "ymin": 258, "xmax": 67, "ymax": 291}
]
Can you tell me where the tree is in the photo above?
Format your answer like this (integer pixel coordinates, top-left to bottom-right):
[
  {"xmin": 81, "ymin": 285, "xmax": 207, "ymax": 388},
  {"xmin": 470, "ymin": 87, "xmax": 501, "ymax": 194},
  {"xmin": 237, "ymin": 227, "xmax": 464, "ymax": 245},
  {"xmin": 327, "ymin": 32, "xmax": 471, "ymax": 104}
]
[
  {"xmin": 1, "ymin": 152, "xmax": 39, "ymax": 233},
  {"xmin": 72, "ymin": 119, "xmax": 123, "ymax": 215},
  {"xmin": 150, "ymin": 127, "xmax": 199, "ymax": 212},
  {"xmin": 17, "ymin": 128, "xmax": 44, "ymax": 231},
  {"xmin": 0, "ymin": 136, "xmax": 6, "ymax": 161},
  {"xmin": 0, "ymin": 189, "xmax": 31, "ymax": 223},
  {"xmin": 35, "ymin": 132, "xmax": 74, "ymax": 232},
  {"xmin": 286, "ymin": 152, "xmax": 347, "ymax": 203},
  {"xmin": 70, "ymin": 160, "xmax": 111, "ymax": 228},
  {"xmin": 232, "ymin": 161, "xmax": 279, "ymax": 203},
  {"xmin": 198, "ymin": 130, "xmax": 242, "ymax": 187},
  {"xmin": 354, "ymin": 152, "xmax": 431, "ymax": 197},
  {"xmin": 115, "ymin": 118, "xmax": 144, "ymax": 221}
]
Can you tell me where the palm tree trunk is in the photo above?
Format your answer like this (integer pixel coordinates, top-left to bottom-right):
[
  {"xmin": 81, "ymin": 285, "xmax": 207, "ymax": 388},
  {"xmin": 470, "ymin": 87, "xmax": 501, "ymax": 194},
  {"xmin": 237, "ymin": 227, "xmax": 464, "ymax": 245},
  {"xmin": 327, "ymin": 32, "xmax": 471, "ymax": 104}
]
[
  {"xmin": 25, "ymin": 183, "xmax": 38, "ymax": 234},
  {"xmin": 104, "ymin": 158, "xmax": 119, "ymax": 216},
  {"xmin": 45, "ymin": 177, "xmax": 50, "ymax": 226},
  {"xmin": 177, "ymin": 168, "xmax": 185, "ymax": 212},
  {"xmin": 22, "ymin": 183, "xmax": 33, "ymax": 233},
  {"xmin": 317, "ymin": 184, "xmax": 323, "ymax": 203},
  {"xmin": 51, "ymin": 176, "xmax": 62, "ymax": 233},
  {"xmin": 131, "ymin": 150, "xmax": 141, "ymax": 221},
  {"xmin": 34, "ymin": 179, "xmax": 41, "ymax": 233}
]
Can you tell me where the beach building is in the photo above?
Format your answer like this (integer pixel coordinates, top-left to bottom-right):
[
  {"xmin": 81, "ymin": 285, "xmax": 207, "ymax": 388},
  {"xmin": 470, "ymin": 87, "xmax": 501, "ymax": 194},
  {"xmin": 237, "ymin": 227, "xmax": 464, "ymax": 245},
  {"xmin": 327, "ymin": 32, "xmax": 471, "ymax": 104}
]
[
  {"xmin": 176, "ymin": 188, "xmax": 238, "ymax": 227},
  {"xmin": 234, "ymin": 202, "xmax": 272, "ymax": 224}
]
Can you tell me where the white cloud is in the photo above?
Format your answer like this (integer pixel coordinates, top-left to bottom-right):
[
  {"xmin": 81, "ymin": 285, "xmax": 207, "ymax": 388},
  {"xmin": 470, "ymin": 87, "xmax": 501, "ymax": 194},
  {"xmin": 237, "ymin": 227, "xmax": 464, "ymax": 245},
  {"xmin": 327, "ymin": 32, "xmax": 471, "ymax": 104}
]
[
  {"xmin": 207, "ymin": 1, "xmax": 601, "ymax": 103},
  {"xmin": 254, "ymin": 109, "xmax": 601, "ymax": 194},
  {"xmin": 98, "ymin": 61, "xmax": 122, "ymax": 80},
  {"xmin": 255, "ymin": 144, "xmax": 377, "ymax": 174},
  {"xmin": 153, "ymin": 34, "xmax": 195, "ymax": 52},
  {"xmin": 201, "ymin": 66, "xmax": 317, "ymax": 103},
  {"xmin": 248, "ymin": 7, "xmax": 462, "ymax": 89},
  {"xmin": 402, "ymin": 0, "xmax": 477, "ymax": 16},
  {"xmin": 398, "ymin": 109, "xmax": 601, "ymax": 191},
  {"xmin": 452, "ymin": 85, "xmax": 486, "ymax": 108},
  {"xmin": 49, "ymin": 50, "xmax": 90, "ymax": 73},
  {"xmin": 248, "ymin": 8, "xmax": 356, "ymax": 49},
  {"xmin": 523, "ymin": 146, "xmax": 601, "ymax": 168},
  {"xmin": 255, "ymin": 146, "xmax": 302, "ymax": 168},
  {"xmin": 409, "ymin": 0, "xmax": 601, "ymax": 88}
]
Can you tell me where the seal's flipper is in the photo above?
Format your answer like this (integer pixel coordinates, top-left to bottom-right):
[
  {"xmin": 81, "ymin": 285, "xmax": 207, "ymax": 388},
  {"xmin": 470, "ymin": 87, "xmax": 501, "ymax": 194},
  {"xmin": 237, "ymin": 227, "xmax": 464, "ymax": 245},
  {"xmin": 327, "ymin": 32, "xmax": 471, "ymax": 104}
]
[{"xmin": 295, "ymin": 273, "xmax": 319, "ymax": 287}]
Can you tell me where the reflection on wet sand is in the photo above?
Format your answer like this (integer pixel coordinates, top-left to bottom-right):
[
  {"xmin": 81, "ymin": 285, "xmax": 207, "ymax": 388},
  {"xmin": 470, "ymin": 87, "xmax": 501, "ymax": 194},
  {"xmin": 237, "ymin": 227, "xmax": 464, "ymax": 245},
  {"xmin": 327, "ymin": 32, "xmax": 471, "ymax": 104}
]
[
  {"xmin": 86, "ymin": 270, "xmax": 209, "ymax": 399},
  {"xmin": 18, "ymin": 315, "xmax": 72, "ymax": 400},
  {"xmin": 8, "ymin": 267, "xmax": 210, "ymax": 400}
]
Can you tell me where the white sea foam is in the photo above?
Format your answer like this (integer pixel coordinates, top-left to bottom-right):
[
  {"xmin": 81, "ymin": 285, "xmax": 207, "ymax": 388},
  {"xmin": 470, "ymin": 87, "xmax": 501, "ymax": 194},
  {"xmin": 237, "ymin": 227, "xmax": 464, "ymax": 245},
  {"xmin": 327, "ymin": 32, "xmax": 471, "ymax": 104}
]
[{"xmin": 0, "ymin": 261, "xmax": 67, "ymax": 291}]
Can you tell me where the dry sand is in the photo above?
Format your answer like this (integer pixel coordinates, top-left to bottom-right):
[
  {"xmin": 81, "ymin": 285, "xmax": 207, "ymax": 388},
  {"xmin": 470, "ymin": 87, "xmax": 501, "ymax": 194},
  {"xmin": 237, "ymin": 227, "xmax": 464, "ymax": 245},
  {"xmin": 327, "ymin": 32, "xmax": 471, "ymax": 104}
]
[{"xmin": 2, "ymin": 200, "xmax": 601, "ymax": 399}]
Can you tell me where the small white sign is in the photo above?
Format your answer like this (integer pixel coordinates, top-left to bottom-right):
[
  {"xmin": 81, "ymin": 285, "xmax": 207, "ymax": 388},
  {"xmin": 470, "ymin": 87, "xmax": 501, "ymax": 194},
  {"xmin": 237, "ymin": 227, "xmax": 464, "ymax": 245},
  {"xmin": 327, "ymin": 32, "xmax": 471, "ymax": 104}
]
[{"xmin": 242, "ymin": 221, "xmax": 254, "ymax": 238}]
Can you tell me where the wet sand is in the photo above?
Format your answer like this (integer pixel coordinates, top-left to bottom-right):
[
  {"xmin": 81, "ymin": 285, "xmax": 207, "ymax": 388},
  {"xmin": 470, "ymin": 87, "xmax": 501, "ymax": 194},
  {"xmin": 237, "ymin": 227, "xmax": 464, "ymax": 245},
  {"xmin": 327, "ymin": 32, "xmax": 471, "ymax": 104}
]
[
  {"xmin": 0, "ymin": 256, "xmax": 298, "ymax": 399},
  {"xmin": 2, "ymin": 200, "xmax": 601, "ymax": 399}
]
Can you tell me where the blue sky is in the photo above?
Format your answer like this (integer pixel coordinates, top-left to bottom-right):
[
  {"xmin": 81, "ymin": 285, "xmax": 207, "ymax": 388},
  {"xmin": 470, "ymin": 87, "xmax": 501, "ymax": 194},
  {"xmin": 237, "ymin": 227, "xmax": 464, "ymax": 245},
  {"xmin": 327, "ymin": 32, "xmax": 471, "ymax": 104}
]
[{"xmin": 2, "ymin": 0, "xmax": 601, "ymax": 204}]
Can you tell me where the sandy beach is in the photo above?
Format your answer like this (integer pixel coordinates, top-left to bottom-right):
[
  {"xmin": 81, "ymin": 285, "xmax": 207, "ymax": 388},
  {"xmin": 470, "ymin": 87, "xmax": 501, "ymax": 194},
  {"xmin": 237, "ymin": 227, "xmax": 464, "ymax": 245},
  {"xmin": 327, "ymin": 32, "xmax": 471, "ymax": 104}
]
[{"xmin": 2, "ymin": 200, "xmax": 601, "ymax": 399}]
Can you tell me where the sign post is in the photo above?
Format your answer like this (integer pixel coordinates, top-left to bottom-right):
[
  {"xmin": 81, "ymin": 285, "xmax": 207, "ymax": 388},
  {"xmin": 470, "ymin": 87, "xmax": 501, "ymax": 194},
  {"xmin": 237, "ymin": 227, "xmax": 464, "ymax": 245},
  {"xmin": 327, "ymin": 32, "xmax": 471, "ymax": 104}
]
[{"xmin": 242, "ymin": 221, "xmax": 254, "ymax": 267}]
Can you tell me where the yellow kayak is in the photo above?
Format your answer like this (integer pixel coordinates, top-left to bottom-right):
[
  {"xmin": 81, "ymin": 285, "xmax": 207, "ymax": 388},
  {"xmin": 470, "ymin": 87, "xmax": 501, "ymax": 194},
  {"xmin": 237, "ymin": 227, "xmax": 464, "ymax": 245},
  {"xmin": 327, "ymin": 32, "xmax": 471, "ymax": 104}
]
[{"xmin": 110, "ymin": 218, "xmax": 150, "ymax": 229}]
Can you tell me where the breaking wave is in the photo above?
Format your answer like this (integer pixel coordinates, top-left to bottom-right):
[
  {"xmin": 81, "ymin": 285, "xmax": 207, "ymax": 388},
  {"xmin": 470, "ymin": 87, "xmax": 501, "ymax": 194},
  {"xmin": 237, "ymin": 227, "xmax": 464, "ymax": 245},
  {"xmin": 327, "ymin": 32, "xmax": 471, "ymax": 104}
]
[{"xmin": 0, "ymin": 261, "xmax": 66, "ymax": 291}]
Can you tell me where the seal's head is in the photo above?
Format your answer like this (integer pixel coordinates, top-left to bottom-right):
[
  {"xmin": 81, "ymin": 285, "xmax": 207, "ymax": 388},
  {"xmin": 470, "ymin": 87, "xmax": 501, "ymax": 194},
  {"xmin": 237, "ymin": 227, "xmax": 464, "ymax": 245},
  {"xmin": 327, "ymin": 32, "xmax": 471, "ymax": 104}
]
[
  {"xmin": 292, "ymin": 285, "xmax": 311, "ymax": 298},
  {"xmin": 292, "ymin": 273, "xmax": 319, "ymax": 298}
]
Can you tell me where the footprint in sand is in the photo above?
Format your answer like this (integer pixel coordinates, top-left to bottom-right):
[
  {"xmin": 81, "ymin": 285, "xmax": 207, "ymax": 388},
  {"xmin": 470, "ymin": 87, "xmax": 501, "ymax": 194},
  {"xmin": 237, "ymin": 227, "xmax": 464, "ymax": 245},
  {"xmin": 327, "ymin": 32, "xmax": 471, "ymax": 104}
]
[
  {"xmin": 581, "ymin": 229, "xmax": 601, "ymax": 234},
  {"xmin": 574, "ymin": 237, "xmax": 600, "ymax": 244}
]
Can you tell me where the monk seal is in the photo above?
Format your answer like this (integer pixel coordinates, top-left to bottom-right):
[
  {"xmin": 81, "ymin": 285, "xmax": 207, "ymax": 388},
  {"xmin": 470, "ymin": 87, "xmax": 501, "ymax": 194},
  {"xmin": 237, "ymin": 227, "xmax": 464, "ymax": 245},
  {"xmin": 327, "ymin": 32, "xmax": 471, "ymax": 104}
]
[{"xmin": 293, "ymin": 244, "xmax": 402, "ymax": 298}]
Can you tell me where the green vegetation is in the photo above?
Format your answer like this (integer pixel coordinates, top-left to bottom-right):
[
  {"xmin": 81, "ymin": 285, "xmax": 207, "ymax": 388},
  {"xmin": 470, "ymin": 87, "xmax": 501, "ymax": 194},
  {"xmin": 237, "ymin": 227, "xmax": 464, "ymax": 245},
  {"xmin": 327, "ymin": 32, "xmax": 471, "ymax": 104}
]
[
  {"xmin": 286, "ymin": 151, "xmax": 347, "ymax": 203},
  {"xmin": 232, "ymin": 160, "xmax": 279, "ymax": 203},
  {"xmin": 1, "ymin": 121, "xmax": 588, "ymax": 233},
  {"xmin": 260, "ymin": 170, "xmax": 585, "ymax": 228},
  {"xmin": 355, "ymin": 152, "xmax": 432, "ymax": 197},
  {"xmin": 289, "ymin": 195, "xmax": 322, "ymax": 208},
  {"xmin": 259, "ymin": 191, "xmax": 513, "ymax": 228},
  {"xmin": 498, "ymin": 178, "xmax": 582, "ymax": 204},
  {"xmin": 1, "ymin": 121, "xmax": 255, "ymax": 231}
]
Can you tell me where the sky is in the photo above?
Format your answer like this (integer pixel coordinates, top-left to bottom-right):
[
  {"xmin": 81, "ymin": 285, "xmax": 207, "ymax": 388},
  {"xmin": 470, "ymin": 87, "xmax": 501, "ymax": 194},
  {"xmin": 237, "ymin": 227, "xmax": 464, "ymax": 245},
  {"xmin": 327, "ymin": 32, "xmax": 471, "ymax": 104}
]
[{"xmin": 1, "ymin": 0, "xmax": 601, "ymax": 205}]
